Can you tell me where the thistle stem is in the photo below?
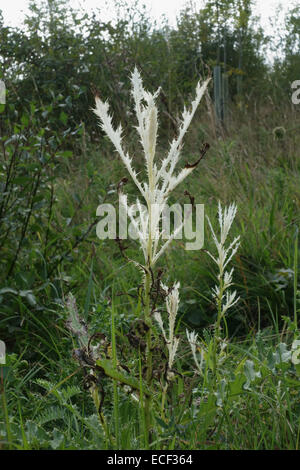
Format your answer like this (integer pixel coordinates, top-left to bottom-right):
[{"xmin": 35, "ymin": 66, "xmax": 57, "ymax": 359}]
[
  {"xmin": 212, "ymin": 279, "xmax": 224, "ymax": 378},
  {"xmin": 144, "ymin": 269, "xmax": 153, "ymax": 447},
  {"xmin": 91, "ymin": 384, "xmax": 112, "ymax": 447},
  {"xmin": 161, "ymin": 383, "xmax": 168, "ymax": 420}
]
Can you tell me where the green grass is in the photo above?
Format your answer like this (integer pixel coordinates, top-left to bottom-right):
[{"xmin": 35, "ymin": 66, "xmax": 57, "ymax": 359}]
[
  {"xmin": 1, "ymin": 326, "xmax": 300, "ymax": 449},
  {"xmin": 0, "ymin": 99, "xmax": 300, "ymax": 450}
]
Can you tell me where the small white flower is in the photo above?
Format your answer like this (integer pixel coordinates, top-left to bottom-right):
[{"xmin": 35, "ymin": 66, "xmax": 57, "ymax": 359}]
[{"xmin": 207, "ymin": 202, "xmax": 240, "ymax": 321}]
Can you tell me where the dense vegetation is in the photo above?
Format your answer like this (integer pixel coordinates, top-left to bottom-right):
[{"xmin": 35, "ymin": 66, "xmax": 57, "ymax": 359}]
[{"xmin": 0, "ymin": 0, "xmax": 299, "ymax": 450}]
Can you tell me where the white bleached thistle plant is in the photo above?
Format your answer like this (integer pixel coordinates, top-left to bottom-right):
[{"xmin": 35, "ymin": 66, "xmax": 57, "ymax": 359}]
[
  {"xmin": 207, "ymin": 202, "xmax": 240, "ymax": 336},
  {"xmin": 154, "ymin": 282, "xmax": 180, "ymax": 376},
  {"xmin": 93, "ymin": 68, "xmax": 210, "ymax": 440},
  {"xmin": 154, "ymin": 282, "xmax": 181, "ymax": 416},
  {"xmin": 187, "ymin": 201, "xmax": 240, "ymax": 377},
  {"xmin": 93, "ymin": 68, "xmax": 210, "ymax": 269}
]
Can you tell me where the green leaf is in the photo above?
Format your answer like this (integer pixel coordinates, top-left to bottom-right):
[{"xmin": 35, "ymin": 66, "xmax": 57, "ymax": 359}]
[
  {"xmin": 295, "ymin": 364, "xmax": 300, "ymax": 377},
  {"xmin": 96, "ymin": 357, "xmax": 150, "ymax": 397},
  {"xmin": 60, "ymin": 150, "xmax": 73, "ymax": 158},
  {"xmin": 59, "ymin": 111, "xmax": 68, "ymax": 125},
  {"xmin": 0, "ymin": 288, "xmax": 18, "ymax": 295},
  {"xmin": 244, "ymin": 360, "xmax": 261, "ymax": 390},
  {"xmin": 21, "ymin": 114, "xmax": 29, "ymax": 127},
  {"xmin": 155, "ymin": 416, "xmax": 169, "ymax": 429},
  {"xmin": 19, "ymin": 290, "xmax": 37, "ymax": 306},
  {"xmin": 229, "ymin": 372, "xmax": 246, "ymax": 397},
  {"xmin": 196, "ymin": 394, "xmax": 217, "ymax": 429},
  {"xmin": 216, "ymin": 378, "xmax": 227, "ymax": 407},
  {"xmin": 274, "ymin": 343, "xmax": 291, "ymax": 364},
  {"xmin": 50, "ymin": 429, "xmax": 65, "ymax": 449}
]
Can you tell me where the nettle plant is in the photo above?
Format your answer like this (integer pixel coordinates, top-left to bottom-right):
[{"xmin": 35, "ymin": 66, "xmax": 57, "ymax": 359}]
[{"xmin": 66, "ymin": 69, "xmax": 240, "ymax": 446}]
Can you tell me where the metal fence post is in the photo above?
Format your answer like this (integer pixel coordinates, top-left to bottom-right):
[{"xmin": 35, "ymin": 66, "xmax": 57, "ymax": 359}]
[
  {"xmin": 0, "ymin": 80, "xmax": 6, "ymax": 105},
  {"xmin": 214, "ymin": 65, "xmax": 222, "ymax": 123}
]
